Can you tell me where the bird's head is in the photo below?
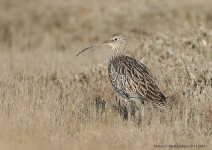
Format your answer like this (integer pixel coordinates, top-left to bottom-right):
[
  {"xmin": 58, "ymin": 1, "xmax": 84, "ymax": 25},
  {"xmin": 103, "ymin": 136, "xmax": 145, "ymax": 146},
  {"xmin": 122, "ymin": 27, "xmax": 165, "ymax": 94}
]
[
  {"xmin": 106, "ymin": 33, "xmax": 127, "ymax": 49},
  {"xmin": 76, "ymin": 33, "xmax": 127, "ymax": 56}
]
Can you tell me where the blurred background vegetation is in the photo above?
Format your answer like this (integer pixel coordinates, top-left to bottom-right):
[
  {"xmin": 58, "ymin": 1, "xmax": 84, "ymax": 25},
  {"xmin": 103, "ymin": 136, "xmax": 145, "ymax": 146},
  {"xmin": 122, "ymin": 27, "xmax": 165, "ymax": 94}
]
[
  {"xmin": 1, "ymin": 0, "xmax": 212, "ymax": 73},
  {"xmin": 0, "ymin": 0, "xmax": 212, "ymax": 149}
]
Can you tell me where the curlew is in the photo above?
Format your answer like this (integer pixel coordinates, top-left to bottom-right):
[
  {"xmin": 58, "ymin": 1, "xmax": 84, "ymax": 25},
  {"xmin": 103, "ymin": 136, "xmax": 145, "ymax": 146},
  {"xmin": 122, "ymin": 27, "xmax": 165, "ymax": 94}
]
[{"xmin": 76, "ymin": 33, "xmax": 167, "ymax": 119}]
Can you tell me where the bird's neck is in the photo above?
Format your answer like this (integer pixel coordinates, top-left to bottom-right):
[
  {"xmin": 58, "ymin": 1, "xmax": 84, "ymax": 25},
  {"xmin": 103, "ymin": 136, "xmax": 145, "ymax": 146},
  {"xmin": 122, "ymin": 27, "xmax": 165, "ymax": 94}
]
[{"xmin": 108, "ymin": 42, "xmax": 127, "ymax": 62}]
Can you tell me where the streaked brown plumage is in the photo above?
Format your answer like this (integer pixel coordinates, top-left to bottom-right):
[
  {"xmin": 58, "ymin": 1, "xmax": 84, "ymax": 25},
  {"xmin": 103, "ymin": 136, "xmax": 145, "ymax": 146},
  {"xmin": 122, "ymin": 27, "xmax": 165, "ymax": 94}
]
[
  {"xmin": 77, "ymin": 33, "xmax": 167, "ymax": 117},
  {"xmin": 108, "ymin": 55, "xmax": 166, "ymax": 109}
]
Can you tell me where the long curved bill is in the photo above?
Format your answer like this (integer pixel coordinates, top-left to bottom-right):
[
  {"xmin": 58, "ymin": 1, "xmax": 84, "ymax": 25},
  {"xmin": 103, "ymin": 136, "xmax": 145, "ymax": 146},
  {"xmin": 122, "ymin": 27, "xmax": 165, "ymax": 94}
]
[{"xmin": 76, "ymin": 40, "xmax": 108, "ymax": 56}]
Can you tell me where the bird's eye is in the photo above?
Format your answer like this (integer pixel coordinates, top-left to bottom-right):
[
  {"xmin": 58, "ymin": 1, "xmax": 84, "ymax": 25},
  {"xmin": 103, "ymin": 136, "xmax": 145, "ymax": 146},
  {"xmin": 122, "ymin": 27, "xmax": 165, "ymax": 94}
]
[{"xmin": 114, "ymin": 38, "xmax": 117, "ymax": 41}]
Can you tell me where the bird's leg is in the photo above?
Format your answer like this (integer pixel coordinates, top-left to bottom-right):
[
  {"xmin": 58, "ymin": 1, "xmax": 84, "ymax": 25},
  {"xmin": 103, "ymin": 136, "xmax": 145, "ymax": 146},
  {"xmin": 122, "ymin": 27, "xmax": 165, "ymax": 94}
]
[
  {"xmin": 141, "ymin": 100, "xmax": 145, "ymax": 121},
  {"xmin": 142, "ymin": 101, "xmax": 145, "ymax": 118},
  {"xmin": 126, "ymin": 100, "xmax": 131, "ymax": 120}
]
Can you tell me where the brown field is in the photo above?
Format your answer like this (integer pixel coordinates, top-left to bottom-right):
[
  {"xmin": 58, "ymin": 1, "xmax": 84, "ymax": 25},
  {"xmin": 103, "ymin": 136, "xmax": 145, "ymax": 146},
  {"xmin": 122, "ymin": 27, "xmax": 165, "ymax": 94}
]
[{"xmin": 1, "ymin": 0, "xmax": 212, "ymax": 149}]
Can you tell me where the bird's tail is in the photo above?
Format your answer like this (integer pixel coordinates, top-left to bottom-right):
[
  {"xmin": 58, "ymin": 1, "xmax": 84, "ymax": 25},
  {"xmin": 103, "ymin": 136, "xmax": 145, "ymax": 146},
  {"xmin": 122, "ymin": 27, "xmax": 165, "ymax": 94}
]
[{"xmin": 154, "ymin": 92, "xmax": 167, "ymax": 109}]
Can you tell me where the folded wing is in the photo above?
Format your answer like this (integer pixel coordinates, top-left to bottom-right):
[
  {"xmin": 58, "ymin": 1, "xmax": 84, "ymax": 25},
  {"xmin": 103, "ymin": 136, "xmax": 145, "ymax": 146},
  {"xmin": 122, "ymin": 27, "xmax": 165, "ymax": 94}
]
[{"xmin": 108, "ymin": 55, "xmax": 167, "ymax": 109}]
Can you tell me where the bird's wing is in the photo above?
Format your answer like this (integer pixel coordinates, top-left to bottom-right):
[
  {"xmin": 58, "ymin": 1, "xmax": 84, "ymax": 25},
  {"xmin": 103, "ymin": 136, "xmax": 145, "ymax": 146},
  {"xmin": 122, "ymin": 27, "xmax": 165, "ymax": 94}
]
[{"xmin": 108, "ymin": 55, "xmax": 167, "ymax": 108}]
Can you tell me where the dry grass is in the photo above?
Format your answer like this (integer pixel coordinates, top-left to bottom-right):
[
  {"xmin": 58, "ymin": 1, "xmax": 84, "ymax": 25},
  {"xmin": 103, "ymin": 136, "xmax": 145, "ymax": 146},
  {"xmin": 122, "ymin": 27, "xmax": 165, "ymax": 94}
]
[{"xmin": 1, "ymin": 0, "xmax": 212, "ymax": 149}]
